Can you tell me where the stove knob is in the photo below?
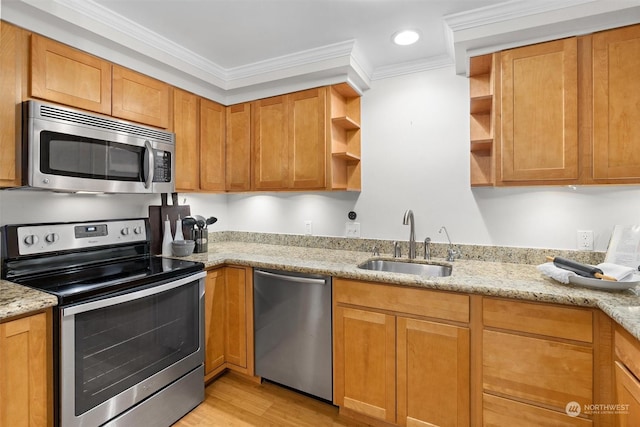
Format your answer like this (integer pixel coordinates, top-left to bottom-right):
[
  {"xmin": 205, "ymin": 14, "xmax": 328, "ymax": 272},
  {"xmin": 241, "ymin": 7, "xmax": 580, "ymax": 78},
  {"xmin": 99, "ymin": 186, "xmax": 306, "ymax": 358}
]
[
  {"xmin": 133, "ymin": 226, "xmax": 143, "ymax": 235},
  {"xmin": 24, "ymin": 234, "xmax": 39, "ymax": 246},
  {"xmin": 121, "ymin": 227, "xmax": 130, "ymax": 236},
  {"xmin": 45, "ymin": 233, "xmax": 59, "ymax": 244}
]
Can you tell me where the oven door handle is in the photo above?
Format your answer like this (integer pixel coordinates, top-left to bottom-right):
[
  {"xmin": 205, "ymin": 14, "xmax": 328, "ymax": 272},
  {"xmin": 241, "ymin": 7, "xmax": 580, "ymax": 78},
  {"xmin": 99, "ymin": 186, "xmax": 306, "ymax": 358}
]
[{"xmin": 62, "ymin": 271, "xmax": 206, "ymax": 317}]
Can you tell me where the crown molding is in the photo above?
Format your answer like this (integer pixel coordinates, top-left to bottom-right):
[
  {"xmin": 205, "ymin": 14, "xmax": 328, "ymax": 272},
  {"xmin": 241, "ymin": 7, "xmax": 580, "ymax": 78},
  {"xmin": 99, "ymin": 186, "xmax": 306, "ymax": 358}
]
[
  {"xmin": 444, "ymin": 0, "xmax": 640, "ymax": 75},
  {"xmin": 372, "ymin": 55, "xmax": 453, "ymax": 81}
]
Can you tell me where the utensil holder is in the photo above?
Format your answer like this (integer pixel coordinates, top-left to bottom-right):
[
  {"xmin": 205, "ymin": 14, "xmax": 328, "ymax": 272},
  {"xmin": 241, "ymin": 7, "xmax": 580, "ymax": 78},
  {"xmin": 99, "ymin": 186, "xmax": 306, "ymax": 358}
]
[{"xmin": 193, "ymin": 229, "xmax": 208, "ymax": 253}]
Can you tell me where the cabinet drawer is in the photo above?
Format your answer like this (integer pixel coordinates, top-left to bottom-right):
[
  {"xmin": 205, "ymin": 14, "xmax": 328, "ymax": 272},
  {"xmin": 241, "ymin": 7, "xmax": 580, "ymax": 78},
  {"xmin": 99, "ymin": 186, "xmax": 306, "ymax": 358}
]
[
  {"xmin": 483, "ymin": 298, "xmax": 593, "ymax": 342},
  {"xmin": 484, "ymin": 393, "xmax": 592, "ymax": 427},
  {"xmin": 334, "ymin": 278, "xmax": 469, "ymax": 323},
  {"xmin": 483, "ymin": 330, "xmax": 593, "ymax": 409},
  {"xmin": 615, "ymin": 325, "xmax": 640, "ymax": 381}
]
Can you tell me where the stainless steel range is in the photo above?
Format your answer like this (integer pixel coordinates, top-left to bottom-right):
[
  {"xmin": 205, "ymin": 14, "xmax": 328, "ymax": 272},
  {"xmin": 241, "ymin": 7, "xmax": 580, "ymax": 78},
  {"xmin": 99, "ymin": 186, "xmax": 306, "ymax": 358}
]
[{"xmin": 1, "ymin": 218, "xmax": 205, "ymax": 427}]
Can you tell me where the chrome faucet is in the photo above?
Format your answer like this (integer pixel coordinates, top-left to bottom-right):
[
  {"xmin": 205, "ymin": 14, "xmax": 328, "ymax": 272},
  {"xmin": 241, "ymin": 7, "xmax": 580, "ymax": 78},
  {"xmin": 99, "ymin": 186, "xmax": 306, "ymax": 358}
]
[
  {"xmin": 403, "ymin": 209, "xmax": 416, "ymax": 259},
  {"xmin": 439, "ymin": 226, "xmax": 460, "ymax": 262}
]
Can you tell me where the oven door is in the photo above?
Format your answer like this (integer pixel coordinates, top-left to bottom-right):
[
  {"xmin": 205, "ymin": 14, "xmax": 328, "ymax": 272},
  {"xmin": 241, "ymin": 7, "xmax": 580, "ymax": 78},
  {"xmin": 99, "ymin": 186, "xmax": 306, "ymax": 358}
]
[{"xmin": 59, "ymin": 271, "xmax": 205, "ymax": 427}]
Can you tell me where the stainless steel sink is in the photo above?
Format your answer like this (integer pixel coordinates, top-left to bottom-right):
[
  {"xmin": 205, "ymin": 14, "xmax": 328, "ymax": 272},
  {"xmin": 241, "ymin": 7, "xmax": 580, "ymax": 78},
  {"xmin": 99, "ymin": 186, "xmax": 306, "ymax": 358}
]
[{"xmin": 358, "ymin": 259, "xmax": 452, "ymax": 277}]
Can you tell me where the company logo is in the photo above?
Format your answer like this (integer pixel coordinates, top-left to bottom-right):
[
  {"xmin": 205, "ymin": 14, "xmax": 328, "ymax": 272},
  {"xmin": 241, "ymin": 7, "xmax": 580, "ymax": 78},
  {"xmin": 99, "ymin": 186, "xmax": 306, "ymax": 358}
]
[
  {"xmin": 565, "ymin": 401, "xmax": 581, "ymax": 417},
  {"xmin": 565, "ymin": 401, "xmax": 630, "ymax": 417}
]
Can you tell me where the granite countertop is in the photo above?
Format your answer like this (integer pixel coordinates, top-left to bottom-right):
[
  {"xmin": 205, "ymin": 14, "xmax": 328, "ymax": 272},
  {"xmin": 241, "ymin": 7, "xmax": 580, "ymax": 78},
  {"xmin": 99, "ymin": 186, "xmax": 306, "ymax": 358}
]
[
  {"xmin": 185, "ymin": 241, "xmax": 640, "ymax": 340},
  {"xmin": 0, "ymin": 280, "xmax": 58, "ymax": 321},
  {"xmin": 3, "ymin": 241, "xmax": 640, "ymax": 342}
]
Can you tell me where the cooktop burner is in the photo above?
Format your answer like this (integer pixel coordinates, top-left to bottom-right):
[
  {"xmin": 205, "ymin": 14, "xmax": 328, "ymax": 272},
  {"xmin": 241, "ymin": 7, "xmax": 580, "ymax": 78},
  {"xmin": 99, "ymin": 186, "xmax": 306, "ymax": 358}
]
[{"xmin": 1, "ymin": 218, "xmax": 204, "ymax": 305}]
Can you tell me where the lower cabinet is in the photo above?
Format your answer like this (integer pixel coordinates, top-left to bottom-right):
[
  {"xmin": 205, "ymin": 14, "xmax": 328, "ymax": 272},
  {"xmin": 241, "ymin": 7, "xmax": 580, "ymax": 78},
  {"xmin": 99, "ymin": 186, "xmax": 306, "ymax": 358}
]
[
  {"xmin": 482, "ymin": 298, "xmax": 596, "ymax": 426},
  {"xmin": 333, "ymin": 278, "xmax": 470, "ymax": 426},
  {"xmin": 204, "ymin": 266, "xmax": 254, "ymax": 383},
  {"xmin": 0, "ymin": 309, "xmax": 52, "ymax": 427},
  {"xmin": 614, "ymin": 325, "xmax": 640, "ymax": 426}
]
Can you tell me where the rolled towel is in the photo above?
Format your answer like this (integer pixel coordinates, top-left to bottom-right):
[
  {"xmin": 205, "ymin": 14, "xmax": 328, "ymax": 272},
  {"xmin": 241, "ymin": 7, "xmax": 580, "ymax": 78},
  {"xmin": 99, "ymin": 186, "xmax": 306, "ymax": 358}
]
[
  {"xmin": 537, "ymin": 262, "xmax": 574, "ymax": 284},
  {"xmin": 597, "ymin": 263, "xmax": 636, "ymax": 282}
]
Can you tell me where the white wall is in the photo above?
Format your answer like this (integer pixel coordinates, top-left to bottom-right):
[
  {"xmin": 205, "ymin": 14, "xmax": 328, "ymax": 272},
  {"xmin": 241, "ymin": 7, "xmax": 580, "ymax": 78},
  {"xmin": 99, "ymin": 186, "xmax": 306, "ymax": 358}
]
[
  {"xmin": 3, "ymin": 66, "xmax": 640, "ymax": 251},
  {"xmin": 229, "ymin": 67, "xmax": 640, "ymax": 251}
]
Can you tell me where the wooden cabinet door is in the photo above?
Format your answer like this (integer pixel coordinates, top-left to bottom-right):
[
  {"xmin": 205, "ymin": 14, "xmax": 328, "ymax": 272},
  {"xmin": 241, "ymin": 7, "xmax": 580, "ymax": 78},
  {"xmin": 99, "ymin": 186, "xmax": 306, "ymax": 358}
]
[
  {"xmin": 397, "ymin": 317, "xmax": 470, "ymax": 427},
  {"xmin": 30, "ymin": 34, "xmax": 111, "ymax": 115},
  {"xmin": 224, "ymin": 266, "xmax": 247, "ymax": 368},
  {"xmin": 0, "ymin": 21, "xmax": 27, "ymax": 188},
  {"xmin": 253, "ymin": 95, "xmax": 288, "ymax": 190},
  {"xmin": 288, "ymin": 87, "xmax": 327, "ymax": 189},
  {"xmin": 204, "ymin": 269, "xmax": 225, "ymax": 378},
  {"xmin": 112, "ymin": 65, "xmax": 169, "ymax": 128},
  {"xmin": 593, "ymin": 24, "xmax": 640, "ymax": 182},
  {"xmin": 173, "ymin": 89, "xmax": 199, "ymax": 191},
  {"xmin": 333, "ymin": 305, "xmax": 396, "ymax": 424},
  {"xmin": 500, "ymin": 38, "xmax": 578, "ymax": 183},
  {"xmin": 200, "ymin": 99, "xmax": 226, "ymax": 191},
  {"xmin": 226, "ymin": 103, "xmax": 252, "ymax": 191},
  {"xmin": 0, "ymin": 311, "xmax": 50, "ymax": 427},
  {"xmin": 615, "ymin": 361, "xmax": 640, "ymax": 426}
]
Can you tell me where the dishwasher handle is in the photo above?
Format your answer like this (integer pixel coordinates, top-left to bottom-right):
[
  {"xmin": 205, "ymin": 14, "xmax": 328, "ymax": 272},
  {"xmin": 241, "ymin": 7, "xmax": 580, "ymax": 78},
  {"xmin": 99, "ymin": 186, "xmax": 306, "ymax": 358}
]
[{"xmin": 254, "ymin": 269, "xmax": 327, "ymax": 285}]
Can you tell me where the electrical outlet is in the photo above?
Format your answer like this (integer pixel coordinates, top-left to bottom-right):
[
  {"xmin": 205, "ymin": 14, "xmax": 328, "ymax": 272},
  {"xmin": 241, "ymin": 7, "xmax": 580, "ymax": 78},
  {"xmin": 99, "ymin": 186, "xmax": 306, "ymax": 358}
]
[
  {"xmin": 577, "ymin": 230, "xmax": 594, "ymax": 251},
  {"xmin": 304, "ymin": 221, "xmax": 313, "ymax": 236},
  {"xmin": 345, "ymin": 222, "xmax": 361, "ymax": 238}
]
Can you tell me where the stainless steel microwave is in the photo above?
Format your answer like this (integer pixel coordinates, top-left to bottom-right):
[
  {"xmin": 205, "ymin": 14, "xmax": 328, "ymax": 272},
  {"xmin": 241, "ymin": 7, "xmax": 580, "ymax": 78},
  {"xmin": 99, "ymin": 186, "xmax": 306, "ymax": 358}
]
[{"xmin": 23, "ymin": 100, "xmax": 175, "ymax": 193}]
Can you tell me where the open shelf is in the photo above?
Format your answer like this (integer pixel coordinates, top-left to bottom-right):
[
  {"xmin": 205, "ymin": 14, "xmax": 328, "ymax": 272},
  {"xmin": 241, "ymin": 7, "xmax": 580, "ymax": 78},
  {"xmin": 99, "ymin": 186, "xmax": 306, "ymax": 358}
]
[
  {"xmin": 469, "ymin": 53, "xmax": 496, "ymax": 187},
  {"xmin": 332, "ymin": 116, "xmax": 360, "ymax": 130},
  {"xmin": 330, "ymin": 83, "xmax": 361, "ymax": 191}
]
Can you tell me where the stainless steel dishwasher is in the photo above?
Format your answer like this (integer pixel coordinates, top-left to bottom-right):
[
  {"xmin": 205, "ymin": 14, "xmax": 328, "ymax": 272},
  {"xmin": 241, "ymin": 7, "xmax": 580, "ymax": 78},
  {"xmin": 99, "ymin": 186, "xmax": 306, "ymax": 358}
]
[{"xmin": 253, "ymin": 269, "xmax": 332, "ymax": 401}]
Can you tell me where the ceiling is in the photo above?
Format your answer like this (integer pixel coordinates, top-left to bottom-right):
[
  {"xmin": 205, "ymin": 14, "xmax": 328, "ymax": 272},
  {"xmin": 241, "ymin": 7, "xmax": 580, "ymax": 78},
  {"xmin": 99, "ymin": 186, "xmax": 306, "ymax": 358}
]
[
  {"xmin": 3, "ymin": 0, "xmax": 640, "ymax": 104},
  {"xmin": 90, "ymin": 0, "xmax": 505, "ymax": 72}
]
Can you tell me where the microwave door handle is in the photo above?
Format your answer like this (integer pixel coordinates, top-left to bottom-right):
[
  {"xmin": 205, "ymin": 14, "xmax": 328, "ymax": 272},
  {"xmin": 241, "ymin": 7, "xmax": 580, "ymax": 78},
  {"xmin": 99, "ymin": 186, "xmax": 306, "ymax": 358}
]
[{"xmin": 143, "ymin": 140, "xmax": 154, "ymax": 189}]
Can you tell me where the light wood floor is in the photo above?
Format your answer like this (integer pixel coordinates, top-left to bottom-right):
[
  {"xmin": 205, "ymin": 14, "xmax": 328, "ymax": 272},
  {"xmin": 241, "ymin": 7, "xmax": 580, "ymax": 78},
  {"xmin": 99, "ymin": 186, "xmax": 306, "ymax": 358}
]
[{"xmin": 173, "ymin": 372, "xmax": 371, "ymax": 427}]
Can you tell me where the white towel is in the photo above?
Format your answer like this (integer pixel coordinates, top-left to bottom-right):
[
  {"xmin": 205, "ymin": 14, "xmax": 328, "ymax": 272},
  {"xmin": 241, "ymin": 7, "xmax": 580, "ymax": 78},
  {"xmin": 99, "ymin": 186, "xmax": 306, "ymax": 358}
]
[
  {"xmin": 597, "ymin": 263, "xmax": 637, "ymax": 281},
  {"xmin": 537, "ymin": 262, "xmax": 637, "ymax": 284},
  {"xmin": 537, "ymin": 262, "xmax": 574, "ymax": 284}
]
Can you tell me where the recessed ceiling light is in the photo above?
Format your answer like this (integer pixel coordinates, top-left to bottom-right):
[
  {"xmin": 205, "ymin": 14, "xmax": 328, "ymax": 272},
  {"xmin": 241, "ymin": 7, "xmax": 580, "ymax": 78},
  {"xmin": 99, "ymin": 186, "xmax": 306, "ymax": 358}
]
[{"xmin": 393, "ymin": 30, "xmax": 420, "ymax": 46}]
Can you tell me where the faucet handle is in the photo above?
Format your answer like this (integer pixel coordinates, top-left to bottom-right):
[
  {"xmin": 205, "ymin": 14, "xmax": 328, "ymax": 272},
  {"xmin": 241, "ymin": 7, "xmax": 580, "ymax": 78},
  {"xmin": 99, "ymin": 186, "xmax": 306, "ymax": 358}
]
[
  {"xmin": 372, "ymin": 244, "xmax": 380, "ymax": 256},
  {"xmin": 393, "ymin": 241, "xmax": 401, "ymax": 258},
  {"xmin": 424, "ymin": 237, "xmax": 431, "ymax": 260}
]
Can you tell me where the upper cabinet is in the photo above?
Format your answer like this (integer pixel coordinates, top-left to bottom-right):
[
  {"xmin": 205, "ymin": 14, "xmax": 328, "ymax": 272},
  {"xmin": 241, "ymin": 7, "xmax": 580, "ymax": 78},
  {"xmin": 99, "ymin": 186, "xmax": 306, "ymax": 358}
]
[
  {"xmin": 289, "ymin": 88, "xmax": 327, "ymax": 190},
  {"xmin": 253, "ymin": 95, "xmax": 290, "ymax": 190},
  {"xmin": 112, "ymin": 65, "xmax": 170, "ymax": 128},
  {"xmin": 499, "ymin": 38, "xmax": 579, "ymax": 184},
  {"xmin": 174, "ymin": 90, "xmax": 226, "ymax": 192},
  {"xmin": 30, "ymin": 34, "xmax": 170, "ymax": 129},
  {"xmin": 0, "ymin": 22, "xmax": 28, "ymax": 188},
  {"xmin": 592, "ymin": 24, "xmax": 640, "ymax": 183},
  {"xmin": 200, "ymin": 98, "xmax": 226, "ymax": 192},
  {"xmin": 173, "ymin": 88, "xmax": 199, "ymax": 192},
  {"xmin": 470, "ymin": 23, "xmax": 640, "ymax": 187},
  {"xmin": 30, "ymin": 34, "xmax": 112, "ymax": 115},
  {"xmin": 225, "ymin": 103, "xmax": 252, "ymax": 192},
  {"xmin": 252, "ymin": 87, "xmax": 328, "ymax": 191}
]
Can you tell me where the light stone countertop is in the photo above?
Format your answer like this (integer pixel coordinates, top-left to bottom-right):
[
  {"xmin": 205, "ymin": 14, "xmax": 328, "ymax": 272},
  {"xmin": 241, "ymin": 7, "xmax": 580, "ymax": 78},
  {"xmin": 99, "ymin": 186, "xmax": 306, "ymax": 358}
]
[
  {"xmin": 0, "ymin": 280, "xmax": 58, "ymax": 321},
  {"xmin": 186, "ymin": 241, "xmax": 640, "ymax": 340},
  {"xmin": 3, "ymin": 241, "xmax": 640, "ymax": 342}
]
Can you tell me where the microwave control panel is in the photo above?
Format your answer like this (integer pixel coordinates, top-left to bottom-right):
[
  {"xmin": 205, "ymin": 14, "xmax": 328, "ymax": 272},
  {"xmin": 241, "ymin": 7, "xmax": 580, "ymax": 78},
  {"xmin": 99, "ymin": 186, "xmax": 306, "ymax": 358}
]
[{"xmin": 153, "ymin": 150, "xmax": 172, "ymax": 182}]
